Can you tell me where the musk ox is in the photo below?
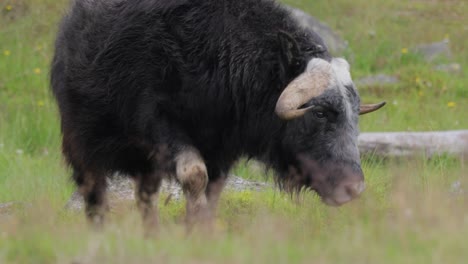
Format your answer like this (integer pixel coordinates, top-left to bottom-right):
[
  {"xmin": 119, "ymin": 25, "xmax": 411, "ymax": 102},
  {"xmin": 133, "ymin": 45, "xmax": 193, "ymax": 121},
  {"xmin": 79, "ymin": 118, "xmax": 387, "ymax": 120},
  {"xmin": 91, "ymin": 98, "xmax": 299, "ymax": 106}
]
[{"xmin": 51, "ymin": 0, "xmax": 385, "ymax": 230}]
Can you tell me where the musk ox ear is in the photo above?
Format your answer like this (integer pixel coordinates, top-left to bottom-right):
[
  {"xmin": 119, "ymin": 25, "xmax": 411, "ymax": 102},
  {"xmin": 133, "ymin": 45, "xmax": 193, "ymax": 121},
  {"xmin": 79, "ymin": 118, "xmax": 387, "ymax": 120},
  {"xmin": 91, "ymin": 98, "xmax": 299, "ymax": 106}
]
[{"xmin": 277, "ymin": 31, "xmax": 301, "ymax": 66}]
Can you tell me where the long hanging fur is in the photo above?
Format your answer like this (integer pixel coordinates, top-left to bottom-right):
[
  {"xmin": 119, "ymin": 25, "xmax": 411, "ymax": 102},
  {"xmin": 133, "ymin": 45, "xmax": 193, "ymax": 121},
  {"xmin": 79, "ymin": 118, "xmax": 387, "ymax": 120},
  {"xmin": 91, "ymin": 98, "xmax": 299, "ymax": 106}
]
[{"xmin": 51, "ymin": 0, "xmax": 330, "ymax": 183}]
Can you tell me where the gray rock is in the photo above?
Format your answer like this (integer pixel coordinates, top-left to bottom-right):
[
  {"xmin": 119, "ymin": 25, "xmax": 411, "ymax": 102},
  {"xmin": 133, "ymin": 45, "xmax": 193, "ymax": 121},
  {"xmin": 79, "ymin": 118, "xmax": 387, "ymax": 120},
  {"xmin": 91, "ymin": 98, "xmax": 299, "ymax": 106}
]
[
  {"xmin": 412, "ymin": 39, "xmax": 452, "ymax": 62},
  {"xmin": 286, "ymin": 6, "xmax": 348, "ymax": 55},
  {"xmin": 450, "ymin": 181, "xmax": 465, "ymax": 196},
  {"xmin": 434, "ymin": 63, "xmax": 461, "ymax": 74},
  {"xmin": 0, "ymin": 202, "xmax": 15, "ymax": 215},
  {"xmin": 0, "ymin": 201, "xmax": 31, "ymax": 218},
  {"xmin": 355, "ymin": 74, "xmax": 399, "ymax": 87},
  {"xmin": 65, "ymin": 174, "xmax": 270, "ymax": 211},
  {"xmin": 64, "ymin": 176, "xmax": 181, "ymax": 211},
  {"xmin": 224, "ymin": 175, "xmax": 269, "ymax": 192}
]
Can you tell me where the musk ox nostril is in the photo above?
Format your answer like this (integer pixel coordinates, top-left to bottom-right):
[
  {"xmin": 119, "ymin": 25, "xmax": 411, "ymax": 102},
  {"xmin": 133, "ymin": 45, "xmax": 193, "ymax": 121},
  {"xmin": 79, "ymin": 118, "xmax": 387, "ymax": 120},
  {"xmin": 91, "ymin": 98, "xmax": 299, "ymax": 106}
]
[
  {"xmin": 345, "ymin": 181, "xmax": 366, "ymax": 197},
  {"xmin": 324, "ymin": 180, "xmax": 366, "ymax": 206}
]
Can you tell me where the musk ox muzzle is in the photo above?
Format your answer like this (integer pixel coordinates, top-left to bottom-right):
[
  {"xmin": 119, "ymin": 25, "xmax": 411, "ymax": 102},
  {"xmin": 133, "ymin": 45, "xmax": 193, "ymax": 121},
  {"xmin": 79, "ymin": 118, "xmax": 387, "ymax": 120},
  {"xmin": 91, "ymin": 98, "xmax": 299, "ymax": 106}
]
[{"xmin": 296, "ymin": 156, "xmax": 365, "ymax": 206}]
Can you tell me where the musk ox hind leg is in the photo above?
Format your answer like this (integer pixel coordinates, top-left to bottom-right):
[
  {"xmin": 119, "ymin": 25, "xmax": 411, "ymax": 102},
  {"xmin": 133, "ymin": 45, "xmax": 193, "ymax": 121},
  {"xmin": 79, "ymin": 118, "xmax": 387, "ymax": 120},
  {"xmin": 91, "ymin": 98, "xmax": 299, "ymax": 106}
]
[
  {"xmin": 73, "ymin": 170, "xmax": 108, "ymax": 229},
  {"xmin": 134, "ymin": 172, "xmax": 163, "ymax": 236},
  {"xmin": 175, "ymin": 147, "xmax": 210, "ymax": 231}
]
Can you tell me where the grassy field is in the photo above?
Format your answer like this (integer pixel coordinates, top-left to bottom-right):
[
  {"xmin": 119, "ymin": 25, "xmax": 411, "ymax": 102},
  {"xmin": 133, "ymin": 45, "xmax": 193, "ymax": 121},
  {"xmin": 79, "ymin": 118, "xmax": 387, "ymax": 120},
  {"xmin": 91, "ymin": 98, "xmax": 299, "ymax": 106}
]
[{"xmin": 0, "ymin": 0, "xmax": 467, "ymax": 263}]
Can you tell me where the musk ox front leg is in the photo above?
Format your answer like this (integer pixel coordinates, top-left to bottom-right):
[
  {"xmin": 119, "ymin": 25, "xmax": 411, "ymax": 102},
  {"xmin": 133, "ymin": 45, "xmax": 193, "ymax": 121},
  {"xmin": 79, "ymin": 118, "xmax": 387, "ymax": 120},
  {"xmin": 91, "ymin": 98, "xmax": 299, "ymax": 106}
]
[
  {"xmin": 73, "ymin": 170, "xmax": 108, "ymax": 229},
  {"xmin": 175, "ymin": 147, "xmax": 209, "ymax": 230},
  {"xmin": 135, "ymin": 172, "xmax": 162, "ymax": 235},
  {"xmin": 205, "ymin": 172, "xmax": 227, "ymax": 224}
]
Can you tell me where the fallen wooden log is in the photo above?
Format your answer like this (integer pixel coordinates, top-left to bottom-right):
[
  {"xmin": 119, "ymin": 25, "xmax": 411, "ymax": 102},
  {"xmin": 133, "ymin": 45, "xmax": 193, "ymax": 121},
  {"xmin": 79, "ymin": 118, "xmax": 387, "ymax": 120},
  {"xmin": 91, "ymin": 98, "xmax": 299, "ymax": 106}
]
[{"xmin": 358, "ymin": 130, "xmax": 468, "ymax": 158}]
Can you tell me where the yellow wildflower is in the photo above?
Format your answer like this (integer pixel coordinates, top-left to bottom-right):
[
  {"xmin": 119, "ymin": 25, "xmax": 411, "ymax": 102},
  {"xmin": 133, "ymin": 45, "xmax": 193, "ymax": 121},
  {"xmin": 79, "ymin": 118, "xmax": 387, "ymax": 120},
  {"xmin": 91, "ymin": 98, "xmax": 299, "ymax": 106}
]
[
  {"xmin": 401, "ymin": 48, "xmax": 408, "ymax": 54},
  {"xmin": 415, "ymin": 77, "xmax": 421, "ymax": 84},
  {"xmin": 37, "ymin": 100, "xmax": 45, "ymax": 107},
  {"xmin": 5, "ymin": 5, "xmax": 12, "ymax": 11},
  {"xmin": 418, "ymin": 91, "xmax": 424, "ymax": 97},
  {"xmin": 3, "ymin": 50, "xmax": 10, "ymax": 56},
  {"xmin": 447, "ymin": 102, "xmax": 456, "ymax": 108},
  {"xmin": 33, "ymin": 68, "xmax": 41, "ymax": 74}
]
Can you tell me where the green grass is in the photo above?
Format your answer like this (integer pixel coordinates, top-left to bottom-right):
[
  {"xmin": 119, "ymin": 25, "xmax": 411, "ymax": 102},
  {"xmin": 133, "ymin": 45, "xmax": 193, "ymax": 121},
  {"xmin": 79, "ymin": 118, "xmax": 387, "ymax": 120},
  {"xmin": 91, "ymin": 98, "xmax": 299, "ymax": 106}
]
[{"xmin": 0, "ymin": 0, "xmax": 467, "ymax": 263}]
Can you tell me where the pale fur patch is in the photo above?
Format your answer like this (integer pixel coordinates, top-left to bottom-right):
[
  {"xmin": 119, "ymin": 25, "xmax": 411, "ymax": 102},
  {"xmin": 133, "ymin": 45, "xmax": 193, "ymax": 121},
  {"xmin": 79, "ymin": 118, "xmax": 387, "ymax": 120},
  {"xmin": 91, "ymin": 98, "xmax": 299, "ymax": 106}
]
[
  {"xmin": 174, "ymin": 147, "xmax": 210, "ymax": 227},
  {"xmin": 331, "ymin": 58, "xmax": 352, "ymax": 86},
  {"xmin": 306, "ymin": 57, "xmax": 332, "ymax": 72},
  {"xmin": 304, "ymin": 58, "xmax": 354, "ymax": 120},
  {"xmin": 175, "ymin": 147, "xmax": 207, "ymax": 185},
  {"xmin": 332, "ymin": 58, "xmax": 354, "ymax": 121}
]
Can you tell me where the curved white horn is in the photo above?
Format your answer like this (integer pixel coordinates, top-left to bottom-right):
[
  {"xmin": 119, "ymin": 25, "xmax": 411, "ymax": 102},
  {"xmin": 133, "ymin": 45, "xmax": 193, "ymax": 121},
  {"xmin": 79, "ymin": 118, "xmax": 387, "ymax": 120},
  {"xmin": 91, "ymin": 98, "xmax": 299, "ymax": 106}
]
[{"xmin": 275, "ymin": 59, "xmax": 332, "ymax": 120}]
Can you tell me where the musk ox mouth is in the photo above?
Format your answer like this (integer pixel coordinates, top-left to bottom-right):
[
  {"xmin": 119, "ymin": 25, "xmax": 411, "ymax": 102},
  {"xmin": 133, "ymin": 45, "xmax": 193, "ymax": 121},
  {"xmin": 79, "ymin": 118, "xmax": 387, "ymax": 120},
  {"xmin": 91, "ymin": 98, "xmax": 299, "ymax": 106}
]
[
  {"xmin": 321, "ymin": 181, "xmax": 366, "ymax": 206},
  {"xmin": 287, "ymin": 155, "xmax": 366, "ymax": 206}
]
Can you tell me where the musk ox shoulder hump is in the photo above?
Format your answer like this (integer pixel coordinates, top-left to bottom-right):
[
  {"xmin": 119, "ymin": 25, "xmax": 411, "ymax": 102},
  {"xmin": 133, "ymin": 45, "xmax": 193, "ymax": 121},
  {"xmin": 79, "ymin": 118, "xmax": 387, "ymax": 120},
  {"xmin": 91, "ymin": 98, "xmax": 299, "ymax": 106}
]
[{"xmin": 74, "ymin": 0, "xmax": 190, "ymax": 12}]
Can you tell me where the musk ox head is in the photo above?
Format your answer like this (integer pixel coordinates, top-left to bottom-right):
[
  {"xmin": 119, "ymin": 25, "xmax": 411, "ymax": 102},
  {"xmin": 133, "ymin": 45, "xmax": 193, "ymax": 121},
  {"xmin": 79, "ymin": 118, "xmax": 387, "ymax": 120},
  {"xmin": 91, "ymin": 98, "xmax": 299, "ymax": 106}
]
[{"xmin": 275, "ymin": 55, "xmax": 385, "ymax": 206}]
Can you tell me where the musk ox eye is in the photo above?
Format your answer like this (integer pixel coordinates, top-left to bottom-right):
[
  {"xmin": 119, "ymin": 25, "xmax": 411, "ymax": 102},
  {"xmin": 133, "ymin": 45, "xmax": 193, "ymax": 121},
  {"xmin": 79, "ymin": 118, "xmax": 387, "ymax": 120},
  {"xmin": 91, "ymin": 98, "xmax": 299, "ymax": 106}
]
[{"xmin": 314, "ymin": 111, "xmax": 325, "ymax": 119}]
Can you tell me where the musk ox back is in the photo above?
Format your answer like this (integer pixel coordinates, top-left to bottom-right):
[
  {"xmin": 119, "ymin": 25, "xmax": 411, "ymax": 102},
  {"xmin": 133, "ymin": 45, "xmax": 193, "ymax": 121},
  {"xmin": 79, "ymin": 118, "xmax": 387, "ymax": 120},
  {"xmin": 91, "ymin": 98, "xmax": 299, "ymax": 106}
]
[{"xmin": 51, "ymin": 0, "xmax": 384, "ymax": 231}]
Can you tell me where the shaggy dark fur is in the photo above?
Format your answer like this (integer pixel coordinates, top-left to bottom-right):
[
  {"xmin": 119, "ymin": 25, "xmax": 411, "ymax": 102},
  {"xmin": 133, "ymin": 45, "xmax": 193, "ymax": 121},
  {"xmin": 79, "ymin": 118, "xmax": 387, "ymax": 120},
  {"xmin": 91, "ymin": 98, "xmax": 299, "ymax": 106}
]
[{"xmin": 51, "ymin": 0, "xmax": 364, "ymax": 225}]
